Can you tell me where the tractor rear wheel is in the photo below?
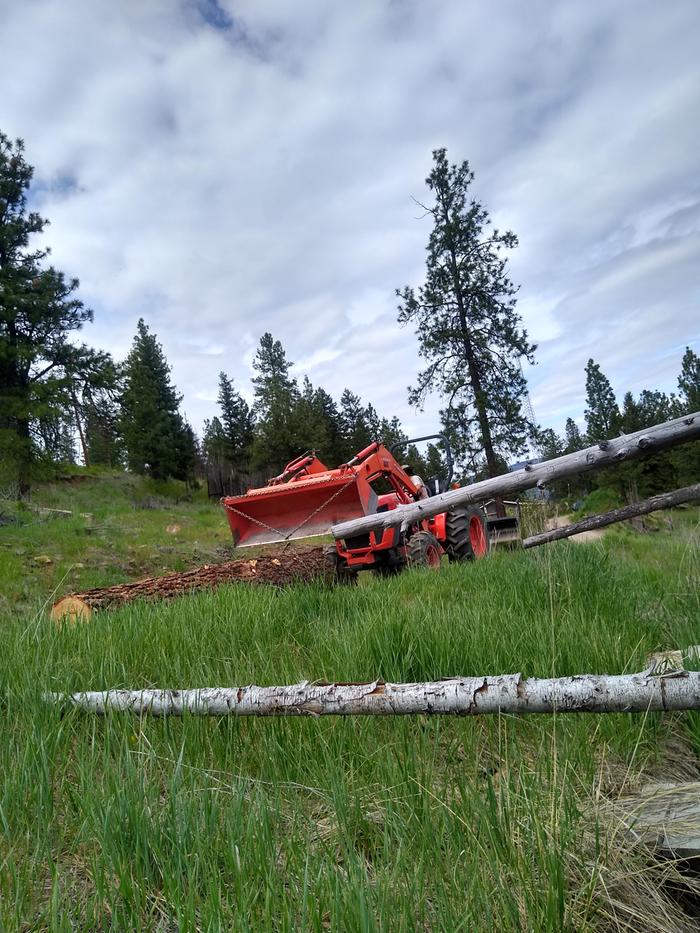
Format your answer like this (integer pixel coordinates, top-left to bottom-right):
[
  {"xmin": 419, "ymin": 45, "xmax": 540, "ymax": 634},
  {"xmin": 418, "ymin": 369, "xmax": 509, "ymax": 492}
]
[
  {"xmin": 407, "ymin": 531, "xmax": 442, "ymax": 569},
  {"xmin": 445, "ymin": 506, "xmax": 490, "ymax": 562},
  {"xmin": 323, "ymin": 544, "xmax": 358, "ymax": 585}
]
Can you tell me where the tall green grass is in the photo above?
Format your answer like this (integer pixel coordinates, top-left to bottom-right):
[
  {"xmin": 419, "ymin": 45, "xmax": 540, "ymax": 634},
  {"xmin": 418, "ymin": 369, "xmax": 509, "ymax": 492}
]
[{"xmin": 1, "ymin": 482, "xmax": 699, "ymax": 929}]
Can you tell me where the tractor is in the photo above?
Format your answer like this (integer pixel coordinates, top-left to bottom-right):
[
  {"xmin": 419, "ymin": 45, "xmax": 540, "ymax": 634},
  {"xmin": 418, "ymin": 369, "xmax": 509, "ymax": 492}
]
[{"xmin": 222, "ymin": 435, "xmax": 489, "ymax": 582}]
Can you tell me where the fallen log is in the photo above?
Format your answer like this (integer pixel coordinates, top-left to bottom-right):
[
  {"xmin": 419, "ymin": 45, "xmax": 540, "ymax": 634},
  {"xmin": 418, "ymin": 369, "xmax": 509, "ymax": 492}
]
[
  {"xmin": 47, "ymin": 668, "xmax": 700, "ymax": 717},
  {"xmin": 522, "ymin": 483, "xmax": 700, "ymax": 549},
  {"xmin": 50, "ymin": 547, "xmax": 329, "ymax": 624},
  {"xmin": 332, "ymin": 412, "xmax": 700, "ymax": 540}
]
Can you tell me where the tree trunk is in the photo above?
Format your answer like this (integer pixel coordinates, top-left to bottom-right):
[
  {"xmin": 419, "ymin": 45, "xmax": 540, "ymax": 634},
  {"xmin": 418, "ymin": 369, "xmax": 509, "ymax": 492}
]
[
  {"xmin": 332, "ymin": 411, "xmax": 700, "ymax": 540},
  {"xmin": 16, "ymin": 415, "xmax": 31, "ymax": 499},
  {"xmin": 71, "ymin": 387, "xmax": 89, "ymax": 467},
  {"xmin": 522, "ymin": 483, "xmax": 700, "ymax": 548},
  {"xmin": 446, "ymin": 235, "xmax": 505, "ymax": 517},
  {"xmin": 47, "ymin": 668, "xmax": 700, "ymax": 717}
]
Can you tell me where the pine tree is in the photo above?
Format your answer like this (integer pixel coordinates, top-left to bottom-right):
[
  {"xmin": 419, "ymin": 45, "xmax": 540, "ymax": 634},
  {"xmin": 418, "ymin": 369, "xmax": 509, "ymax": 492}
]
[
  {"xmin": 379, "ymin": 415, "xmax": 407, "ymax": 451},
  {"xmin": 397, "ymin": 148, "xmax": 536, "ymax": 480},
  {"xmin": 364, "ymin": 403, "xmax": 381, "ymax": 442},
  {"xmin": 311, "ymin": 386, "xmax": 344, "ymax": 464},
  {"xmin": 121, "ymin": 319, "xmax": 189, "ymax": 479},
  {"xmin": 537, "ymin": 428, "xmax": 564, "ymax": 460},
  {"xmin": 217, "ymin": 371, "xmax": 254, "ymax": 466},
  {"xmin": 338, "ymin": 389, "xmax": 372, "ymax": 459},
  {"xmin": 673, "ymin": 347, "xmax": 700, "ymax": 484},
  {"xmin": 618, "ymin": 389, "xmax": 676, "ymax": 496},
  {"xmin": 70, "ymin": 351, "xmax": 123, "ymax": 467},
  {"xmin": 250, "ymin": 333, "xmax": 300, "ymax": 469},
  {"xmin": 584, "ymin": 359, "xmax": 620, "ymax": 442},
  {"xmin": 291, "ymin": 377, "xmax": 344, "ymax": 464},
  {"xmin": 564, "ymin": 418, "xmax": 585, "ymax": 453},
  {"xmin": 202, "ymin": 417, "xmax": 227, "ymax": 464},
  {"xmin": 677, "ymin": 346, "xmax": 700, "ymax": 412},
  {"xmin": 0, "ymin": 133, "xmax": 94, "ymax": 494}
]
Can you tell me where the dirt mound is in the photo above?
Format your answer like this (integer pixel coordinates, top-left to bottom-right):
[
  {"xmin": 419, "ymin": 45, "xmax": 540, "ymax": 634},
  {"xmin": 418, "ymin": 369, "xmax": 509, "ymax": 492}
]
[{"xmin": 51, "ymin": 547, "xmax": 329, "ymax": 623}]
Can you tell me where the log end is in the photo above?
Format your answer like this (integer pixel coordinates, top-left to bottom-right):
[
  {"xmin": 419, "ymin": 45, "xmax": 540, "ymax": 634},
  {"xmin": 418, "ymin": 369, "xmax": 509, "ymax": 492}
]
[{"xmin": 50, "ymin": 596, "xmax": 93, "ymax": 626}]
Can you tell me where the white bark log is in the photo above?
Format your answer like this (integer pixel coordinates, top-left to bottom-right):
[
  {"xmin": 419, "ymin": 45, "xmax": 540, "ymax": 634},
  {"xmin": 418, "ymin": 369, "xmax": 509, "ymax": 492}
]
[
  {"xmin": 331, "ymin": 412, "xmax": 700, "ymax": 540},
  {"xmin": 47, "ymin": 669, "xmax": 700, "ymax": 717}
]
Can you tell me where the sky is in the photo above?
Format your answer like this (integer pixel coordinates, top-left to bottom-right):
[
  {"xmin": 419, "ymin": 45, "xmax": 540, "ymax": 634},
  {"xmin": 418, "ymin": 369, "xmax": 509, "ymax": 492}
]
[{"xmin": 1, "ymin": 0, "xmax": 699, "ymax": 443}]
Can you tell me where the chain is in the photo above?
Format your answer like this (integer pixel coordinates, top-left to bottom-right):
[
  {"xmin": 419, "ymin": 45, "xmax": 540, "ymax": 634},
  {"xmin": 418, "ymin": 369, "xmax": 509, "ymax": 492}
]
[
  {"xmin": 222, "ymin": 501, "xmax": 290, "ymax": 540},
  {"xmin": 222, "ymin": 477, "xmax": 356, "ymax": 549}
]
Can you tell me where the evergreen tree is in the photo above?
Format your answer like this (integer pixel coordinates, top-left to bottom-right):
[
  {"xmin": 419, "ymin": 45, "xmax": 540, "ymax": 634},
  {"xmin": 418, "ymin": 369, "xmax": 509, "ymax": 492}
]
[
  {"xmin": 397, "ymin": 148, "xmax": 536, "ymax": 480},
  {"xmin": 364, "ymin": 403, "xmax": 382, "ymax": 442},
  {"xmin": 0, "ymin": 133, "xmax": 94, "ymax": 494},
  {"xmin": 673, "ymin": 347, "xmax": 700, "ymax": 484},
  {"xmin": 311, "ymin": 386, "xmax": 344, "ymax": 464},
  {"xmin": 71, "ymin": 351, "xmax": 123, "ymax": 467},
  {"xmin": 338, "ymin": 389, "xmax": 371, "ymax": 458},
  {"xmin": 121, "ymin": 319, "xmax": 189, "ymax": 480},
  {"xmin": 379, "ymin": 415, "xmax": 407, "ymax": 451},
  {"xmin": 173, "ymin": 421, "xmax": 199, "ymax": 485},
  {"xmin": 677, "ymin": 346, "xmax": 700, "ymax": 412},
  {"xmin": 202, "ymin": 417, "xmax": 227, "ymax": 465},
  {"xmin": 618, "ymin": 389, "xmax": 676, "ymax": 496},
  {"xmin": 291, "ymin": 377, "xmax": 345, "ymax": 464},
  {"xmin": 250, "ymin": 332, "xmax": 300, "ymax": 469},
  {"xmin": 584, "ymin": 359, "xmax": 620, "ymax": 442},
  {"xmin": 217, "ymin": 371, "xmax": 254, "ymax": 465},
  {"xmin": 564, "ymin": 418, "xmax": 585, "ymax": 453},
  {"xmin": 537, "ymin": 428, "xmax": 564, "ymax": 460}
]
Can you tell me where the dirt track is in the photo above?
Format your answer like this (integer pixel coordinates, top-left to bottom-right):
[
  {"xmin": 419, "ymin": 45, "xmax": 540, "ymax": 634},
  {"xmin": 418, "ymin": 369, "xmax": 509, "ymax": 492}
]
[{"xmin": 545, "ymin": 515, "xmax": 605, "ymax": 543}]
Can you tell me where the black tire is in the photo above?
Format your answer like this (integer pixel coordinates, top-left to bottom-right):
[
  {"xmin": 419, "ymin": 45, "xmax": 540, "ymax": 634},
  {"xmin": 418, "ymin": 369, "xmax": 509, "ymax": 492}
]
[
  {"xmin": 444, "ymin": 506, "xmax": 490, "ymax": 562},
  {"xmin": 406, "ymin": 531, "xmax": 442, "ymax": 569},
  {"xmin": 323, "ymin": 544, "xmax": 358, "ymax": 585}
]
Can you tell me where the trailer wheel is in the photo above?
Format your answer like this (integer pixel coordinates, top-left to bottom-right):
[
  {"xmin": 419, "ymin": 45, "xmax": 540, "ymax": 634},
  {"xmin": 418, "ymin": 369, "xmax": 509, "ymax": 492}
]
[
  {"xmin": 323, "ymin": 544, "xmax": 358, "ymax": 585},
  {"xmin": 445, "ymin": 507, "xmax": 490, "ymax": 562},
  {"xmin": 407, "ymin": 531, "xmax": 442, "ymax": 569}
]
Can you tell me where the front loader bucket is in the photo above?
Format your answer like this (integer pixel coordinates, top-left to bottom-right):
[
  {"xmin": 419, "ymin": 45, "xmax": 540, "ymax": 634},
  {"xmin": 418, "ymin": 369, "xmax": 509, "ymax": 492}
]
[{"xmin": 222, "ymin": 473, "xmax": 376, "ymax": 548}]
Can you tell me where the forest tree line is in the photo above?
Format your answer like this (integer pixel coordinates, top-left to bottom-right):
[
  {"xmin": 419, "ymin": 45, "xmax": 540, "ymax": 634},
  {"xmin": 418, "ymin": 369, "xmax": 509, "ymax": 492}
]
[{"xmin": 2, "ymin": 132, "xmax": 698, "ymax": 502}]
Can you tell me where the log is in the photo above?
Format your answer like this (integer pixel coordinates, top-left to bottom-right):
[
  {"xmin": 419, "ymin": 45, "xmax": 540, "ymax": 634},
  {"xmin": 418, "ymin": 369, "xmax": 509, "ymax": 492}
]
[
  {"xmin": 47, "ymin": 668, "xmax": 700, "ymax": 717},
  {"xmin": 50, "ymin": 547, "xmax": 329, "ymax": 624},
  {"xmin": 331, "ymin": 412, "xmax": 700, "ymax": 540},
  {"xmin": 522, "ymin": 483, "xmax": 700, "ymax": 549}
]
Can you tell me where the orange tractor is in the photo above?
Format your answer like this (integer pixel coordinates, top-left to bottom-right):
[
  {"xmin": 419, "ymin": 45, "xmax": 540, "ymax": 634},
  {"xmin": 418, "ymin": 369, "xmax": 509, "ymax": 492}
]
[{"xmin": 222, "ymin": 436, "xmax": 489, "ymax": 581}]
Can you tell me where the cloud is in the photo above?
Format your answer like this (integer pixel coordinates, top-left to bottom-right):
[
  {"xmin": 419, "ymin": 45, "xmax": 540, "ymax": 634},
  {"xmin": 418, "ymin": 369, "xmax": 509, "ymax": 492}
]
[{"xmin": 0, "ymin": 0, "xmax": 698, "ymax": 445}]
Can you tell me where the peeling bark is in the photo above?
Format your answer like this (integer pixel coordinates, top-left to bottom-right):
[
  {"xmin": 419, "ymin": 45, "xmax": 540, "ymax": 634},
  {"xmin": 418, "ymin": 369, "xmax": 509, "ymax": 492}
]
[{"xmin": 47, "ymin": 669, "xmax": 700, "ymax": 717}]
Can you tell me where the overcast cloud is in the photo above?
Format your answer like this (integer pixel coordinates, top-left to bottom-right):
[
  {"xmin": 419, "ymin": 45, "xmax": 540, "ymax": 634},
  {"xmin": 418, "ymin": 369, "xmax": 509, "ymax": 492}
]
[{"xmin": 1, "ymin": 0, "xmax": 698, "ymax": 441}]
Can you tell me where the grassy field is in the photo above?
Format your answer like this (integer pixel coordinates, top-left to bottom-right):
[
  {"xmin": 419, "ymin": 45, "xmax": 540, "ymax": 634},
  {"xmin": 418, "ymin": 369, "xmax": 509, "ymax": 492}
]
[{"xmin": 1, "ymin": 473, "xmax": 699, "ymax": 930}]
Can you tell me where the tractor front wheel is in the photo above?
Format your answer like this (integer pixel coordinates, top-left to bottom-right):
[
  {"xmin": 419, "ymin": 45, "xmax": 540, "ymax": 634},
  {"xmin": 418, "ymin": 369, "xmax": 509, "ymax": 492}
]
[
  {"xmin": 323, "ymin": 544, "xmax": 358, "ymax": 585},
  {"xmin": 445, "ymin": 506, "xmax": 490, "ymax": 562},
  {"xmin": 407, "ymin": 531, "xmax": 443, "ymax": 569}
]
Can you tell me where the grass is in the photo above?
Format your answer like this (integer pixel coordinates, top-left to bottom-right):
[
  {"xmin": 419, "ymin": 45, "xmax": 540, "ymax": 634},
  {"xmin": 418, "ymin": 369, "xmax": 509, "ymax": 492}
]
[{"xmin": 1, "ymin": 472, "xmax": 699, "ymax": 929}]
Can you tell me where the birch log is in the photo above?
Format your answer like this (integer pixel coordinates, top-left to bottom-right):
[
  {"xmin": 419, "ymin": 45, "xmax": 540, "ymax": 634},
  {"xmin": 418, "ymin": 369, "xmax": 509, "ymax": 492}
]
[
  {"xmin": 522, "ymin": 483, "xmax": 700, "ymax": 549},
  {"xmin": 47, "ymin": 669, "xmax": 700, "ymax": 717},
  {"xmin": 332, "ymin": 412, "xmax": 700, "ymax": 540}
]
